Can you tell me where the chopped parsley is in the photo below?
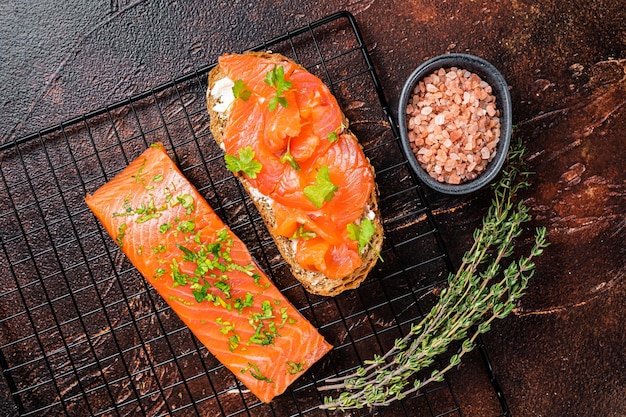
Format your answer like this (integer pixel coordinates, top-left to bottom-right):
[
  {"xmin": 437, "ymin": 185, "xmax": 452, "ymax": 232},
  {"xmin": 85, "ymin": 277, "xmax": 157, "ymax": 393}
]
[
  {"xmin": 170, "ymin": 258, "xmax": 190, "ymax": 287},
  {"xmin": 113, "ymin": 197, "xmax": 163, "ymax": 222},
  {"xmin": 152, "ymin": 244, "xmax": 167, "ymax": 254},
  {"xmin": 248, "ymin": 300, "xmax": 280, "ymax": 346},
  {"xmin": 234, "ymin": 292, "xmax": 255, "ymax": 314},
  {"xmin": 168, "ymin": 295, "xmax": 194, "ymax": 306},
  {"xmin": 177, "ymin": 220, "xmax": 195, "ymax": 233},
  {"xmin": 135, "ymin": 199, "xmax": 161, "ymax": 223},
  {"xmin": 176, "ymin": 194, "xmax": 195, "ymax": 214},
  {"xmin": 286, "ymin": 361, "xmax": 306, "ymax": 375},
  {"xmin": 241, "ymin": 362, "xmax": 273, "ymax": 383},
  {"xmin": 214, "ymin": 281, "xmax": 232, "ymax": 299},
  {"xmin": 280, "ymin": 307, "xmax": 296, "ymax": 328},
  {"xmin": 115, "ymin": 223, "xmax": 127, "ymax": 247},
  {"xmin": 252, "ymin": 272, "xmax": 269, "ymax": 289},
  {"xmin": 229, "ymin": 334, "xmax": 241, "ymax": 352},
  {"xmin": 191, "ymin": 279, "xmax": 211, "ymax": 302},
  {"xmin": 214, "ymin": 317, "xmax": 243, "ymax": 351},
  {"xmin": 216, "ymin": 317, "xmax": 236, "ymax": 334},
  {"xmin": 131, "ymin": 158, "xmax": 147, "ymax": 184}
]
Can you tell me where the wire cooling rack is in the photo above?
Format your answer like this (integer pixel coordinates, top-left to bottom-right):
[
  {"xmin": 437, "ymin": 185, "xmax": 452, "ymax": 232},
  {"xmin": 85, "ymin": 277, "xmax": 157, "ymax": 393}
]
[{"xmin": 0, "ymin": 11, "xmax": 509, "ymax": 417}]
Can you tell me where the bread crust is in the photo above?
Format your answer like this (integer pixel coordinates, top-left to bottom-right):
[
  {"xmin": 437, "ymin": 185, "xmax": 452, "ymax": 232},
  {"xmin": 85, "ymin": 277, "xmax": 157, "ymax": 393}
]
[{"xmin": 206, "ymin": 51, "xmax": 383, "ymax": 296}]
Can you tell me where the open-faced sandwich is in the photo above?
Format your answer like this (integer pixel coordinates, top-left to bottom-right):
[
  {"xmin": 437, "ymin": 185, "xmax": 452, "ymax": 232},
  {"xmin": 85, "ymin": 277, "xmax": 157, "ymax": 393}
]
[{"xmin": 207, "ymin": 51, "xmax": 383, "ymax": 296}]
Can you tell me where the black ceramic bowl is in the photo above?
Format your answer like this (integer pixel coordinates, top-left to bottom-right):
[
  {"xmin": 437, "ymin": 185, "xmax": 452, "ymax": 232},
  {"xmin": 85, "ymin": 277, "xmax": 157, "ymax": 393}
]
[{"xmin": 398, "ymin": 53, "xmax": 512, "ymax": 195}]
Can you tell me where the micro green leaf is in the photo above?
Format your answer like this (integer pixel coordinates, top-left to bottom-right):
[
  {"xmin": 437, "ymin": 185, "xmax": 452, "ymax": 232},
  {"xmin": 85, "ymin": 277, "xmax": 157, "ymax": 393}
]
[
  {"xmin": 264, "ymin": 65, "xmax": 292, "ymax": 111},
  {"xmin": 347, "ymin": 218, "xmax": 376, "ymax": 253},
  {"xmin": 232, "ymin": 79, "xmax": 251, "ymax": 101},
  {"xmin": 303, "ymin": 166, "xmax": 338, "ymax": 208},
  {"xmin": 224, "ymin": 146, "xmax": 263, "ymax": 179}
]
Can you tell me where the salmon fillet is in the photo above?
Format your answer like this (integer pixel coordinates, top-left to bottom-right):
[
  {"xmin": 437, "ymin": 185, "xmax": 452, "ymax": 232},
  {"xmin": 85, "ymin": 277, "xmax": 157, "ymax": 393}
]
[{"xmin": 85, "ymin": 143, "xmax": 332, "ymax": 403}]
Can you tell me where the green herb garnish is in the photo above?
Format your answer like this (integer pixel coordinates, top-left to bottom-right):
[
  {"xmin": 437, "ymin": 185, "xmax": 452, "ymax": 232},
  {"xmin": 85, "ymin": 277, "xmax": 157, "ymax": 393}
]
[
  {"xmin": 225, "ymin": 146, "xmax": 263, "ymax": 179},
  {"xmin": 217, "ymin": 317, "xmax": 241, "ymax": 351},
  {"xmin": 232, "ymin": 79, "xmax": 252, "ymax": 101},
  {"xmin": 291, "ymin": 224, "xmax": 317, "ymax": 240},
  {"xmin": 286, "ymin": 361, "xmax": 306, "ymax": 375},
  {"xmin": 234, "ymin": 292, "xmax": 255, "ymax": 314},
  {"xmin": 170, "ymin": 258, "xmax": 190, "ymax": 287},
  {"xmin": 252, "ymin": 272, "xmax": 268, "ymax": 288},
  {"xmin": 303, "ymin": 166, "xmax": 338, "ymax": 208},
  {"xmin": 248, "ymin": 301, "xmax": 280, "ymax": 346},
  {"xmin": 280, "ymin": 149, "xmax": 300, "ymax": 170},
  {"xmin": 191, "ymin": 280, "xmax": 212, "ymax": 302},
  {"xmin": 214, "ymin": 281, "xmax": 232, "ymax": 299},
  {"xmin": 327, "ymin": 131, "xmax": 339, "ymax": 143},
  {"xmin": 216, "ymin": 317, "xmax": 236, "ymax": 334},
  {"xmin": 241, "ymin": 362, "xmax": 273, "ymax": 383},
  {"xmin": 346, "ymin": 218, "xmax": 382, "ymax": 261},
  {"xmin": 176, "ymin": 194, "xmax": 195, "ymax": 214},
  {"xmin": 168, "ymin": 295, "xmax": 194, "ymax": 306},
  {"xmin": 279, "ymin": 307, "xmax": 295, "ymax": 328},
  {"xmin": 264, "ymin": 65, "xmax": 292, "ymax": 112},
  {"xmin": 152, "ymin": 244, "xmax": 167, "ymax": 254},
  {"xmin": 229, "ymin": 334, "xmax": 241, "ymax": 352},
  {"xmin": 134, "ymin": 199, "xmax": 162, "ymax": 223},
  {"xmin": 176, "ymin": 220, "xmax": 195, "ymax": 233},
  {"xmin": 132, "ymin": 158, "xmax": 147, "ymax": 184},
  {"xmin": 115, "ymin": 223, "xmax": 127, "ymax": 247}
]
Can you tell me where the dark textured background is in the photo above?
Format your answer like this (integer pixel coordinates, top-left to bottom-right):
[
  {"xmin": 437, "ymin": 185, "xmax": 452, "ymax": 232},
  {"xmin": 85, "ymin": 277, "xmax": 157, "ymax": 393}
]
[{"xmin": 2, "ymin": 1, "xmax": 625, "ymax": 416}]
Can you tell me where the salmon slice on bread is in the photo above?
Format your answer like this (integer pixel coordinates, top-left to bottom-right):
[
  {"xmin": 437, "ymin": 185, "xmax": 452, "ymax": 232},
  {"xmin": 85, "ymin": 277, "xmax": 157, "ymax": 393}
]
[{"xmin": 206, "ymin": 51, "xmax": 383, "ymax": 296}]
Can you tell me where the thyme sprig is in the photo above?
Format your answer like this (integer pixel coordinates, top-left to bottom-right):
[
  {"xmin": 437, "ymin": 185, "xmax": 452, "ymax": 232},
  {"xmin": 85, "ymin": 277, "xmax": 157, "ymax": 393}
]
[{"xmin": 318, "ymin": 141, "xmax": 549, "ymax": 411}]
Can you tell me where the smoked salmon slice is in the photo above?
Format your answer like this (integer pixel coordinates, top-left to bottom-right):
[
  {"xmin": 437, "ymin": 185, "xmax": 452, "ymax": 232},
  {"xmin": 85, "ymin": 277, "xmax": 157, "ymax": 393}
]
[{"xmin": 85, "ymin": 143, "xmax": 332, "ymax": 403}]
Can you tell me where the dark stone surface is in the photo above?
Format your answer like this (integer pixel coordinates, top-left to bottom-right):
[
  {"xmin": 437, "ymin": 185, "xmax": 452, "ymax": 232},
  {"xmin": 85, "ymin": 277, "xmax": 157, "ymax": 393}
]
[{"xmin": 1, "ymin": 1, "xmax": 625, "ymax": 416}]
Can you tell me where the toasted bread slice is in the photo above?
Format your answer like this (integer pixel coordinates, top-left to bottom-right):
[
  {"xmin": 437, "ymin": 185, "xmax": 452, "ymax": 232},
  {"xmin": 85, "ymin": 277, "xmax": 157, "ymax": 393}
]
[{"xmin": 206, "ymin": 51, "xmax": 383, "ymax": 296}]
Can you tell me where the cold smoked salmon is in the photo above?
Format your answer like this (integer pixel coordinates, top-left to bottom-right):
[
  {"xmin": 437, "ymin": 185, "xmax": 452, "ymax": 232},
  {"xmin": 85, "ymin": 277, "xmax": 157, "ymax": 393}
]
[
  {"xmin": 208, "ymin": 52, "xmax": 384, "ymax": 295},
  {"xmin": 85, "ymin": 143, "xmax": 332, "ymax": 403}
]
